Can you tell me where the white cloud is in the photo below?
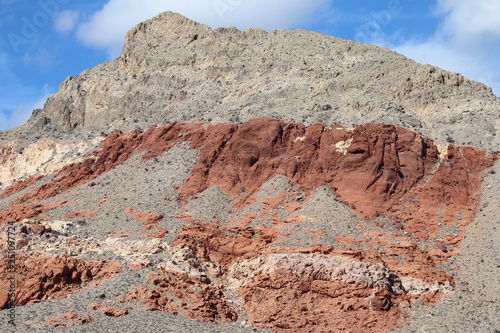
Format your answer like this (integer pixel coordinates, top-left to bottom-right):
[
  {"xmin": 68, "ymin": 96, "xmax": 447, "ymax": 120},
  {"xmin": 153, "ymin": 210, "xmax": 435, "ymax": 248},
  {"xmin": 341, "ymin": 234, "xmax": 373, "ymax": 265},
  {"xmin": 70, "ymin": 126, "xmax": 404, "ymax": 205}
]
[
  {"xmin": 54, "ymin": 10, "xmax": 80, "ymax": 34},
  {"xmin": 0, "ymin": 85, "xmax": 53, "ymax": 131},
  {"xmin": 76, "ymin": 0, "xmax": 328, "ymax": 58},
  {"xmin": 436, "ymin": 0, "xmax": 500, "ymax": 45},
  {"xmin": 391, "ymin": 0, "xmax": 500, "ymax": 95}
]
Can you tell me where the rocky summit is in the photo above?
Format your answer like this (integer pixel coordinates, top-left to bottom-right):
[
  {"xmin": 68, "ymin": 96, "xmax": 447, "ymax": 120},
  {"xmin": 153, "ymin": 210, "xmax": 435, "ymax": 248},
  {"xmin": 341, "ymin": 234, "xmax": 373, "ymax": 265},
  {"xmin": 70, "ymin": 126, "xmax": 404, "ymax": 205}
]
[{"xmin": 0, "ymin": 12, "xmax": 499, "ymax": 333}]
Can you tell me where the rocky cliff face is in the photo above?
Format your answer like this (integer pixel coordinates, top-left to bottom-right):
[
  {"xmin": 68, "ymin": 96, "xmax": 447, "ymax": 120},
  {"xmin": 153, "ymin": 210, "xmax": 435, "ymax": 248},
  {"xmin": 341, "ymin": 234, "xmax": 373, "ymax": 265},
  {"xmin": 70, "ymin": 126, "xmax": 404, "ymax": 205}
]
[{"xmin": 0, "ymin": 12, "xmax": 499, "ymax": 333}]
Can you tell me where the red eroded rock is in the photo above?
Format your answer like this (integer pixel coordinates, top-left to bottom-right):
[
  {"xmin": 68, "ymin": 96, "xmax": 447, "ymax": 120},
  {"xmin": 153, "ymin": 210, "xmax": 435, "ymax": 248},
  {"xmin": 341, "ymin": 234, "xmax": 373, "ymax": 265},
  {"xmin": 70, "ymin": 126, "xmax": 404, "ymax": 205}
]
[
  {"xmin": 0, "ymin": 175, "xmax": 44, "ymax": 199},
  {"xmin": 101, "ymin": 306, "xmax": 129, "ymax": 317},
  {"xmin": 133, "ymin": 211, "xmax": 164, "ymax": 224},
  {"xmin": 5, "ymin": 118, "xmax": 487, "ymax": 228},
  {"xmin": 29, "ymin": 224, "xmax": 47, "ymax": 235},
  {"xmin": 126, "ymin": 270, "xmax": 237, "ymax": 323},
  {"xmin": 387, "ymin": 145, "xmax": 498, "ymax": 239},
  {"xmin": 1, "ymin": 119, "xmax": 495, "ymax": 332},
  {"xmin": 61, "ymin": 312, "xmax": 78, "ymax": 320},
  {"xmin": 0, "ymin": 201, "xmax": 69, "ymax": 224},
  {"xmin": 17, "ymin": 181, "xmax": 61, "ymax": 205},
  {"xmin": 123, "ymin": 208, "xmax": 166, "ymax": 237},
  {"xmin": 180, "ymin": 118, "xmax": 439, "ymax": 219},
  {"xmin": 173, "ymin": 221, "xmax": 276, "ymax": 267},
  {"xmin": 333, "ymin": 123, "xmax": 438, "ymax": 218},
  {"xmin": 0, "ymin": 253, "xmax": 122, "ymax": 309},
  {"xmin": 239, "ymin": 270, "xmax": 406, "ymax": 332},
  {"xmin": 0, "ymin": 123, "xmax": 204, "ymax": 225}
]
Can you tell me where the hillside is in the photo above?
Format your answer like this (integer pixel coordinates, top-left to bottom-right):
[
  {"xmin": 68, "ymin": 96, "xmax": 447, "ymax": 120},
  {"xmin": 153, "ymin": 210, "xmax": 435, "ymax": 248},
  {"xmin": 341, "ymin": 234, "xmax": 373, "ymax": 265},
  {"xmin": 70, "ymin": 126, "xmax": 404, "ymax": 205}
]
[{"xmin": 0, "ymin": 12, "xmax": 498, "ymax": 333}]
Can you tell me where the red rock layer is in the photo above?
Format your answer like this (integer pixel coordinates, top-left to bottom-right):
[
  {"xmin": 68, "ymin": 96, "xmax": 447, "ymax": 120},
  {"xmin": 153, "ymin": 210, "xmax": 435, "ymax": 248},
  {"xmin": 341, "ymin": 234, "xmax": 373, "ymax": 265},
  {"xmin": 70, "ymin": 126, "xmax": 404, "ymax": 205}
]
[
  {"xmin": 240, "ymin": 270, "xmax": 408, "ymax": 332},
  {"xmin": 94, "ymin": 305, "xmax": 129, "ymax": 318},
  {"xmin": 335, "ymin": 232, "xmax": 454, "ymax": 286},
  {"xmin": 0, "ymin": 200, "xmax": 70, "ymax": 224},
  {"xmin": 1, "ymin": 118, "xmax": 497, "ymax": 332},
  {"xmin": 125, "ymin": 269, "xmax": 237, "ymax": 324},
  {"xmin": 4, "ymin": 124, "xmax": 203, "ymax": 209},
  {"xmin": 3, "ymin": 118, "xmax": 496, "ymax": 226},
  {"xmin": 0, "ymin": 175, "xmax": 43, "ymax": 199},
  {"xmin": 0, "ymin": 123, "xmax": 204, "ymax": 225},
  {"xmin": 0, "ymin": 253, "xmax": 122, "ymax": 309},
  {"xmin": 387, "ymin": 145, "xmax": 498, "ymax": 240},
  {"xmin": 180, "ymin": 119, "xmax": 439, "ymax": 219}
]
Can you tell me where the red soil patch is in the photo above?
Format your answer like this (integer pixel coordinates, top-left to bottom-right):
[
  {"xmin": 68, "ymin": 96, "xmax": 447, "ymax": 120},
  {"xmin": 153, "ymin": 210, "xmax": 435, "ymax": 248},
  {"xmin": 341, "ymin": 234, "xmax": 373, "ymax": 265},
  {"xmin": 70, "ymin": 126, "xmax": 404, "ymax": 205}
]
[
  {"xmin": 124, "ymin": 208, "xmax": 166, "ymax": 238},
  {"xmin": 64, "ymin": 209, "xmax": 98, "ymax": 219},
  {"xmin": 0, "ymin": 253, "xmax": 122, "ymax": 310},
  {"xmin": 47, "ymin": 312, "xmax": 95, "ymax": 328}
]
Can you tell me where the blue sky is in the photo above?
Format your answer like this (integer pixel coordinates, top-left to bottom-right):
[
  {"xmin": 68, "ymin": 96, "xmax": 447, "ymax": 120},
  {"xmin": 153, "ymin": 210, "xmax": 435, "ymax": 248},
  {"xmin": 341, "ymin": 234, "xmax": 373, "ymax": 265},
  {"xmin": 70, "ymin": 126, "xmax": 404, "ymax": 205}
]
[{"xmin": 1, "ymin": 0, "xmax": 499, "ymax": 131}]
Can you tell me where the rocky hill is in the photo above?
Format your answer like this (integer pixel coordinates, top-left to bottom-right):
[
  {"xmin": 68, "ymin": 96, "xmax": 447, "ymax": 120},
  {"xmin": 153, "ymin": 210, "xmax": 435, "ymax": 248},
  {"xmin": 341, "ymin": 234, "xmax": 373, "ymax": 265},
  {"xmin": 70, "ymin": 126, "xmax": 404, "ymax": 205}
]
[
  {"xmin": 15, "ymin": 11, "xmax": 500, "ymax": 152},
  {"xmin": 0, "ymin": 12, "xmax": 498, "ymax": 333}
]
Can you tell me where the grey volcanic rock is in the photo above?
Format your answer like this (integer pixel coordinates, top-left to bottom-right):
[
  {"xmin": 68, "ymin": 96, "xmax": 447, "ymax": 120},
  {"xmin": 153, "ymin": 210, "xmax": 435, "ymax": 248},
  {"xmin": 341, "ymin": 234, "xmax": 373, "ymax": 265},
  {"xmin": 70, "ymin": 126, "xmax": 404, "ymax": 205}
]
[{"xmin": 23, "ymin": 12, "xmax": 498, "ymax": 150}]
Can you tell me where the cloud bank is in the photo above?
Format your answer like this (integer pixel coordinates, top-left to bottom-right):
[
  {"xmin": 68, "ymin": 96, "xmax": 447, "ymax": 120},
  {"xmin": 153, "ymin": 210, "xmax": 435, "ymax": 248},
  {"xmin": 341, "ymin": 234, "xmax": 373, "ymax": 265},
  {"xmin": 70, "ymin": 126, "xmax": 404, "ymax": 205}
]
[{"xmin": 76, "ymin": 0, "xmax": 328, "ymax": 58}]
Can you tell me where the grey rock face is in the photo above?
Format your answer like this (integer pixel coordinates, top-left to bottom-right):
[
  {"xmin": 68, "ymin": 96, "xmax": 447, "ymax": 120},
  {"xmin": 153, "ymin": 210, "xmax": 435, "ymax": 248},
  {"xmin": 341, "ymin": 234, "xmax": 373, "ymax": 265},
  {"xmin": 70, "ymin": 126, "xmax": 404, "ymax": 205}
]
[{"xmin": 25, "ymin": 11, "xmax": 499, "ymax": 150}]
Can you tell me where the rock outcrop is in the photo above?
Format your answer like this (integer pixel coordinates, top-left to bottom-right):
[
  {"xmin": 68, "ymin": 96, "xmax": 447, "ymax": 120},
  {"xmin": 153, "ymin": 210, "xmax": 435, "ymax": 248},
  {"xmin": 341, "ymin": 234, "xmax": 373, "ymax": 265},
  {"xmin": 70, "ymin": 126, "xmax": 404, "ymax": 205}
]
[{"xmin": 0, "ymin": 253, "xmax": 122, "ymax": 309}]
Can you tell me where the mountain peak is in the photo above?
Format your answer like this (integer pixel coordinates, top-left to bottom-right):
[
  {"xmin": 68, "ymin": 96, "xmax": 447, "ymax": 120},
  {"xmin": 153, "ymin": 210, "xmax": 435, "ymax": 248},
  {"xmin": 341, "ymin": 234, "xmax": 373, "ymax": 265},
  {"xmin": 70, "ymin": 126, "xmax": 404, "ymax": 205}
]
[
  {"xmin": 122, "ymin": 12, "xmax": 214, "ymax": 55},
  {"xmin": 21, "ymin": 12, "xmax": 498, "ymax": 152}
]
